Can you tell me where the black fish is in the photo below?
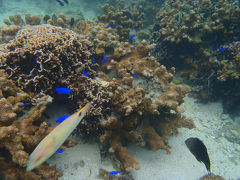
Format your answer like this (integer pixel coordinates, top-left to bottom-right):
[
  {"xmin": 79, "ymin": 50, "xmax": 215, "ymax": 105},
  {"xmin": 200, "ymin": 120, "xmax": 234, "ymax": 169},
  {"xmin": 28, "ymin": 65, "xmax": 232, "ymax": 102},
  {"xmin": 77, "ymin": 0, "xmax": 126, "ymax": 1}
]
[
  {"xmin": 63, "ymin": 0, "xmax": 69, "ymax": 4},
  {"xmin": 56, "ymin": 0, "xmax": 68, "ymax": 6},
  {"xmin": 185, "ymin": 137, "xmax": 211, "ymax": 173},
  {"xmin": 70, "ymin": 17, "xmax": 74, "ymax": 27},
  {"xmin": 56, "ymin": 0, "xmax": 64, "ymax": 6}
]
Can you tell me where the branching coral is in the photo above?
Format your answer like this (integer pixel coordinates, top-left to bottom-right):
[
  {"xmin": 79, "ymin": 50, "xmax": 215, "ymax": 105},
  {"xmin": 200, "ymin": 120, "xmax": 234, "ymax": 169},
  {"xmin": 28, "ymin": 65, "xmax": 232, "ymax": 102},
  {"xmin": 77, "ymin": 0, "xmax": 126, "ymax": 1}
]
[
  {"xmin": 99, "ymin": 41, "xmax": 193, "ymax": 171},
  {"xmin": 154, "ymin": 0, "xmax": 240, "ymax": 45},
  {"xmin": 0, "ymin": 24, "xmax": 112, "ymax": 135},
  {"xmin": 0, "ymin": 25, "xmax": 20, "ymax": 43},
  {"xmin": 152, "ymin": 0, "xmax": 240, "ymax": 112},
  {"xmin": 3, "ymin": 13, "xmax": 84, "ymax": 28},
  {"xmin": 0, "ymin": 70, "xmax": 62, "ymax": 180},
  {"xmin": 0, "ymin": 22, "xmax": 193, "ymax": 174},
  {"xmin": 152, "ymin": 0, "xmax": 240, "ymax": 68},
  {"xmin": 97, "ymin": 3, "xmax": 144, "ymax": 40},
  {"xmin": 0, "ymin": 25, "xmax": 94, "ymax": 94},
  {"xmin": 213, "ymin": 42, "xmax": 240, "ymax": 81}
]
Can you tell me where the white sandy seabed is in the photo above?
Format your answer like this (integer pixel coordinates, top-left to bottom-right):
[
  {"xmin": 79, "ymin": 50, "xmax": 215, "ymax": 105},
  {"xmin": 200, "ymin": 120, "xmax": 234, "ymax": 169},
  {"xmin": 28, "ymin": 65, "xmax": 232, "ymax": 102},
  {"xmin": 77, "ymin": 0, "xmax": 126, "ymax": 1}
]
[{"xmin": 47, "ymin": 95, "xmax": 240, "ymax": 180}]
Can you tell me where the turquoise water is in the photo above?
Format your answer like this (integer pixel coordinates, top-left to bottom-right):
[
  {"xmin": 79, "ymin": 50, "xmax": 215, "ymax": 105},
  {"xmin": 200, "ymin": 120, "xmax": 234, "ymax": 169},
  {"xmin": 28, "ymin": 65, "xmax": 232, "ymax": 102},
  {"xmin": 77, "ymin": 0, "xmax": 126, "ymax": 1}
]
[
  {"xmin": 0, "ymin": 0, "xmax": 240, "ymax": 179},
  {"xmin": 0, "ymin": 0, "xmax": 103, "ymax": 25}
]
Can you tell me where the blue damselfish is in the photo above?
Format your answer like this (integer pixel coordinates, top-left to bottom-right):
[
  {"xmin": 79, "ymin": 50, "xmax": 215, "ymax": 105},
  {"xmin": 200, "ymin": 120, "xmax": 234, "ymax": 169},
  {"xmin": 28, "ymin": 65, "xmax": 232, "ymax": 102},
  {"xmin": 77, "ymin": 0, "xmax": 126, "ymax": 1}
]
[
  {"xmin": 55, "ymin": 87, "xmax": 72, "ymax": 94},
  {"xmin": 102, "ymin": 56, "xmax": 108, "ymax": 64},
  {"xmin": 109, "ymin": 171, "xmax": 119, "ymax": 176},
  {"xmin": 82, "ymin": 70, "xmax": 89, "ymax": 77},
  {"xmin": 56, "ymin": 149, "xmax": 63, "ymax": 153},
  {"xmin": 129, "ymin": 34, "xmax": 136, "ymax": 39},
  {"xmin": 56, "ymin": 115, "xmax": 70, "ymax": 123}
]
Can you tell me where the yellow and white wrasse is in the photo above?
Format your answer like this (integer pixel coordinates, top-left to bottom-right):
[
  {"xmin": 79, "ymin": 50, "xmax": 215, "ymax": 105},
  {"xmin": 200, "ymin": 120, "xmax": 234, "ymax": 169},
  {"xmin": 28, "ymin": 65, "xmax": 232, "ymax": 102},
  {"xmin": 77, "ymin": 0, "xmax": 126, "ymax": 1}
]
[{"xmin": 26, "ymin": 102, "xmax": 91, "ymax": 172}]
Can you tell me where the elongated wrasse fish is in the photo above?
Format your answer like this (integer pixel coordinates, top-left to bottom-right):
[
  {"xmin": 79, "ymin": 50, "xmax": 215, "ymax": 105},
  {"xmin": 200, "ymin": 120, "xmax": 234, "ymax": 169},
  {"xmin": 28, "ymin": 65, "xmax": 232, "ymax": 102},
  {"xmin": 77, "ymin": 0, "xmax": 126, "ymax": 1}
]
[{"xmin": 26, "ymin": 102, "xmax": 91, "ymax": 171}]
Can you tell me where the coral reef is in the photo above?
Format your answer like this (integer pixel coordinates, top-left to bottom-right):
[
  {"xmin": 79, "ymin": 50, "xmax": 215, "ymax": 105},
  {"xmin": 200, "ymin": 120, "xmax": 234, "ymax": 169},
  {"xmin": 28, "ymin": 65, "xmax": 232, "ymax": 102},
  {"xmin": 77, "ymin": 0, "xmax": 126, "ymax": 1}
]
[
  {"xmin": 0, "ymin": 25, "xmax": 94, "ymax": 94},
  {"xmin": 0, "ymin": 25, "xmax": 20, "ymax": 43},
  {"xmin": 0, "ymin": 13, "xmax": 85, "ymax": 44},
  {"xmin": 3, "ymin": 13, "xmax": 84, "ymax": 29},
  {"xmin": 153, "ymin": 0, "xmax": 240, "ymax": 46},
  {"xmin": 0, "ymin": 70, "xmax": 62, "ymax": 180},
  {"xmin": 99, "ymin": 41, "xmax": 193, "ymax": 171},
  {"xmin": 213, "ymin": 42, "xmax": 240, "ymax": 81},
  {"xmin": 0, "ymin": 22, "xmax": 193, "ymax": 173},
  {"xmin": 0, "ymin": 24, "xmax": 112, "ymax": 135},
  {"xmin": 152, "ymin": 0, "xmax": 240, "ymax": 68},
  {"xmin": 2, "ymin": 14, "xmax": 40, "ymax": 26},
  {"xmin": 97, "ymin": 3, "xmax": 144, "ymax": 40},
  {"xmin": 152, "ymin": 0, "xmax": 240, "ymax": 112}
]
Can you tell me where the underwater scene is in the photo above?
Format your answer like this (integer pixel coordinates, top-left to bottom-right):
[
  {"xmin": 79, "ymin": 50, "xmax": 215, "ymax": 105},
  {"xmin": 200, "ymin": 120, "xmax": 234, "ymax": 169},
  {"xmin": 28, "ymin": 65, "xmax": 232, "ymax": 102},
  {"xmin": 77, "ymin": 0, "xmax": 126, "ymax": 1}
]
[{"xmin": 0, "ymin": 0, "xmax": 240, "ymax": 179}]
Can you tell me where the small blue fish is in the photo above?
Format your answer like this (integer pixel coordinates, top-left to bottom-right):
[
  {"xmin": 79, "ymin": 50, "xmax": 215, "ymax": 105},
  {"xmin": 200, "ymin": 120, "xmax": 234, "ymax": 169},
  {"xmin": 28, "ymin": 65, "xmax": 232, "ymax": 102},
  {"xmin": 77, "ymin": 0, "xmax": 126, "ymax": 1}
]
[
  {"xmin": 109, "ymin": 171, "xmax": 119, "ymax": 176},
  {"xmin": 129, "ymin": 34, "xmax": 136, "ymax": 39},
  {"xmin": 131, "ymin": 27, "xmax": 134, "ymax": 30},
  {"xmin": 154, "ymin": 46, "xmax": 159, "ymax": 50},
  {"xmin": 92, "ymin": 58, "xmax": 96, "ymax": 63},
  {"xmin": 102, "ymin": 56, "xmax": 108, "ymax": 64},
  {"xmin": 22, "ymin": 102, "xmax": 26, "ymax": 107},
  {"xmin": 115, "ymin": 22, "xmax": 119, "ymax": 26},
  {"xmin": 82, "ymin": 70, "xmax": 89, "ymax": 77},
  {"xmin": 133, "ymin": 74, "xmax": 137, "ymax": 78},
  {"xmin": 55, "ymin": 87, "xmax": 72, "ymax": 94},
  {"xmin": 218, "ymin": 48, "xmax": 226, "ymax": 52},
  {"xmin": 56, "ymin": 149, "xmax": 63, "ymax": 153},
  {"xmin": 107, "ymin": 25, "xmax": 113, "ymax": 29},
  {"xmin": 56, "ymin": 115, "xmax": 70, "ymax": 123}
]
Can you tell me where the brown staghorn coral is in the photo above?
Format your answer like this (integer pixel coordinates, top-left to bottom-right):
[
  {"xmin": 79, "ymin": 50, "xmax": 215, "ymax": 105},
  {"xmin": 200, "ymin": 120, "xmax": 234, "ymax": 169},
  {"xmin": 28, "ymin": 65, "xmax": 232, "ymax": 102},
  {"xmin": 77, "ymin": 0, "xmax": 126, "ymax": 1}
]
[
  {"xmin": 152, "ymin": 0, "xmax": 240, "ymax": 69},
  {"xmin": 0, "ymin": 161, "xmax": 62, "ymax": 180},
  {"xmin": 152, "ymin": 0, "xmax": 240, "ymax": 112},
  {"xmin": 0, "ymin": 22, "xmax": 193, "ymax": 173},
  {"xmin": 99, "ymin": 41, "xmax": 193, "ymax": 171},
  {"xmin": 0, "ymin": 24, "xmax": 112, "ymax": 135},
  {"xmin": 0, "ymin": 70, "xmax": 62, "ymax": 179},
  {"xmin": 154, "ymin": 0, "xmax": 240, "ymax": 45},
  {"xmin": 3, "ymin": 13, "xmax": 84, "ymax": 29},
  {"xmin": 0, "ymin": 25, "xmax": 20, "ymax": 43},
  {"xmin": 97, "ymin": 3, "xmax": 144, "ymax": 41},
  {"xmin": 0, "ymin": 13, "xmax": 86, "ymax": 44},
  {"xmin": 203, "ymin": 41, "xmax": 240, "ymax": 111},
  {"xmin": 212, "ymin": 42, "xmax": 240, "ymax": 81}
]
